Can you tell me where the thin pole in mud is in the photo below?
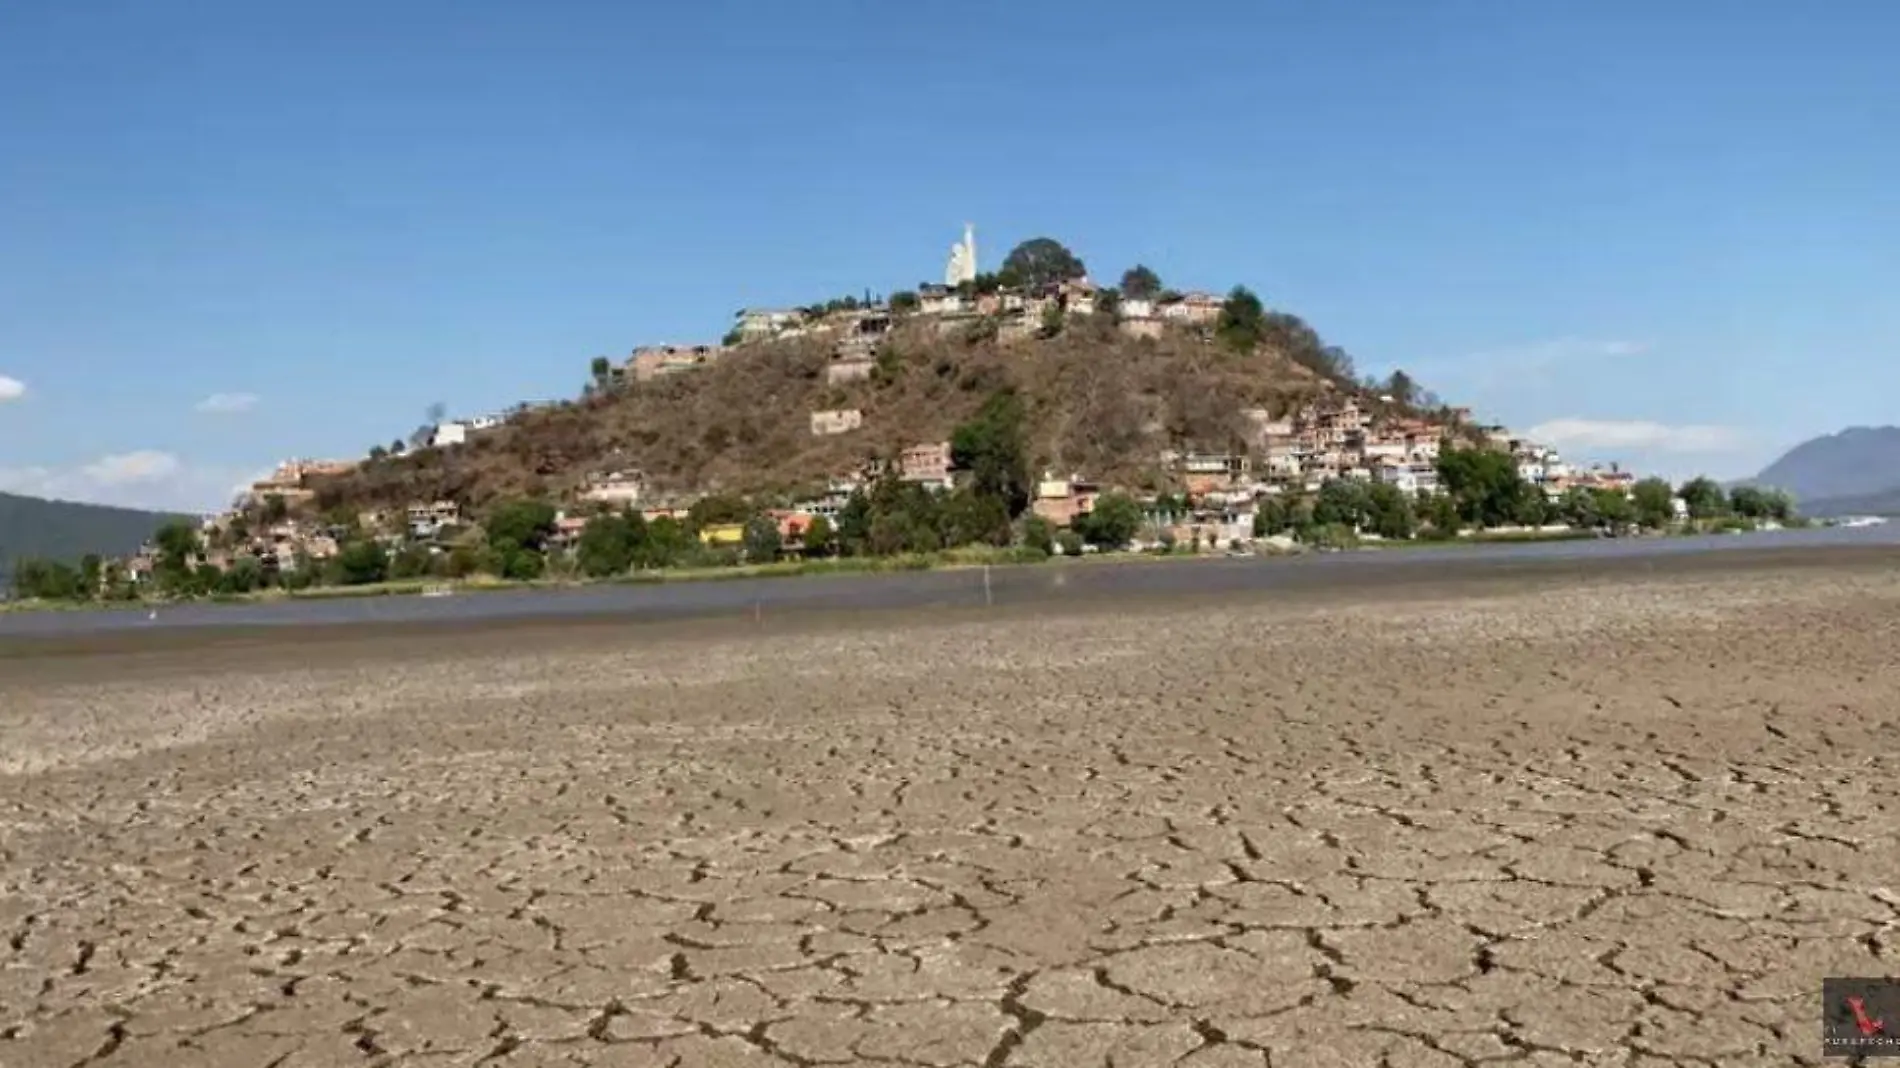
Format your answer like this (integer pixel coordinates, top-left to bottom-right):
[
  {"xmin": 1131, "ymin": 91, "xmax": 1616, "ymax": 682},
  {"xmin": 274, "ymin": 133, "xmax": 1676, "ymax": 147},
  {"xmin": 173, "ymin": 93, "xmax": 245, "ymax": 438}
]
[
  {"xmin": 983, "ymin": 565, "xmax": 992, "ymax": 607},
  {"xmin": 753, "ymin": 599, "xmax": 761, "ymax": 624}
]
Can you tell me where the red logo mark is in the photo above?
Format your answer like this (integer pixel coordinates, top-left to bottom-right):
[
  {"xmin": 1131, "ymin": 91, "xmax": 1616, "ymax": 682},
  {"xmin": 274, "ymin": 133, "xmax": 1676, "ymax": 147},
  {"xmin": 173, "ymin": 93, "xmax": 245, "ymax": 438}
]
[{"xmin": 1849, "ymin": 996, "xmax": 1886, "ymax": 1038}]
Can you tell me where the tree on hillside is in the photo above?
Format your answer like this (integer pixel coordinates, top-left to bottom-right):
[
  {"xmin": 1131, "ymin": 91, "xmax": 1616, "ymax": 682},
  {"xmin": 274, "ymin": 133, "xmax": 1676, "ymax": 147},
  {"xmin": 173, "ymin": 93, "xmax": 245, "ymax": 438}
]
[
  {"xmin": 1383, "ymin": 370, "xmax": 1419, "ymax": 407},
  {"xmin": 589, "ymin": 356, "xmax": 611, "ymax": 384},
  {"xmin": 1216, "ymin": 286, "xmax": 1268, "ymax": 353},
  {"xmin": 409, "ymin": 402, "xmax": 447, "ymax": 451},
  {"xmin": 1001, "ymin": 238, "xmax": 1087, "ymax": 289},
  {"xmin": 1120, "ymin": 265, "xmax": 1162, "ymax": 300},
  {"xmin": 950, "ymin": 389, "xmax": 1032, "ymax": 517},
  {"xmin": 889, "ymin": 290, "xmax": 919, "ymax": 314},
  {"xmin": 1630, "ymin": 478, "xmax": 1676, "ymax": 529},
  {"xmin": 485, "ymin": 499, "xmax": 558, "ymax": 555},
  {"xmin": 1039, "ymin": 302, "xmax": 1065, "ymax": 339},
  {"xmin": 688, "ymin": 493, "xmax": 753, "ymax": 529},
  {"xmin": 1677, "ymin": 476, "xmax": 1727, "ymax": 519},
  {"xmin": 1093, "ymin": 288, "xmax": 1122, "ymax": 316}
]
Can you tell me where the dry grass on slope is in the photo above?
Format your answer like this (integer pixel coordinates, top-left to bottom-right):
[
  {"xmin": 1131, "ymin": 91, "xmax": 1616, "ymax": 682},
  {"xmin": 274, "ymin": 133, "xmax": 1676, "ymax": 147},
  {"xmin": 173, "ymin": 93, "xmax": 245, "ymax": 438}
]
[{"xmin": 311, "ymin": 317, "xmax": 1338, "ymax": 515}]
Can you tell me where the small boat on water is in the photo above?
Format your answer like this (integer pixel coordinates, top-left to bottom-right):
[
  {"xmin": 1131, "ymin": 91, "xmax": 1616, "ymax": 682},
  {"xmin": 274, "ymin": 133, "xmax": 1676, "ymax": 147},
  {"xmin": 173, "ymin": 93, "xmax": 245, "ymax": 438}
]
[{"xmin": 1839, "ymin": 516, "xmax": 1889, "ymax": 529}]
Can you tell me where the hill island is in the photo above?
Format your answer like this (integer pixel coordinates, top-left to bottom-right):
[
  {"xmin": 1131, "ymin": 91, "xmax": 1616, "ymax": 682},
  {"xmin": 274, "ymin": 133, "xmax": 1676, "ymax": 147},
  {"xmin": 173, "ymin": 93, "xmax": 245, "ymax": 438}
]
[{"xmin": 9, "ymin": 230, "xmax": 1799, "ymax": 603}]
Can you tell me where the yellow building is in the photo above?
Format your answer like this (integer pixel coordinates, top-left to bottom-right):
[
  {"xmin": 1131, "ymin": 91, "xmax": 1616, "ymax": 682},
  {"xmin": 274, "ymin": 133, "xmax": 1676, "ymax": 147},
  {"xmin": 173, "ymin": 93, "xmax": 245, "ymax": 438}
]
[{"xmin": 698, "ymin": 523, "xmax": 745, "ymax": 546}]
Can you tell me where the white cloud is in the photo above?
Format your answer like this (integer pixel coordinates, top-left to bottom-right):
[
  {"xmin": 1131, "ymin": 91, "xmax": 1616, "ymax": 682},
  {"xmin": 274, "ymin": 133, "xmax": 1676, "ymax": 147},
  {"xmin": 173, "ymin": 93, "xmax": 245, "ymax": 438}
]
[
  {"xmin": 81, "ymin": 450, "xmax": 184, "ymax": 486},
  {"xmin": 1526, "ymin": 418, "xmax": 1744, "ymax": 454},
  {"xmin": 195, "ymin": 391, "xmax": 259, "ymax": 414},
  {"xmin": 0, "ymin": 451, "xmax": 253, "ymax": 512},
  {"xmin": 0, "ymin": 375, "xmax": 24, "ymax": 402}
]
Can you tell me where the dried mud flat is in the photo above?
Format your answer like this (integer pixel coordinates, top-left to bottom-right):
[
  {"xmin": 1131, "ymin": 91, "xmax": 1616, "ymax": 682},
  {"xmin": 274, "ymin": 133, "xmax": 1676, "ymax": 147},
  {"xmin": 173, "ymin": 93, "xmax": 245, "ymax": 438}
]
[{"xmin": 5, "ymin": 556, "xmax": 1900, "ymax": 1067}]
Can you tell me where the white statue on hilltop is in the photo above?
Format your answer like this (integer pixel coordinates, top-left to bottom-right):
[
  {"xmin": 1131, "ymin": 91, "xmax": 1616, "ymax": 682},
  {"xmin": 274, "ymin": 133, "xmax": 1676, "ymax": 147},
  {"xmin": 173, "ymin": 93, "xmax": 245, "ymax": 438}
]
[{"xmin": 944, "ymin": 222, "xmax": 977, "ymax": 287}]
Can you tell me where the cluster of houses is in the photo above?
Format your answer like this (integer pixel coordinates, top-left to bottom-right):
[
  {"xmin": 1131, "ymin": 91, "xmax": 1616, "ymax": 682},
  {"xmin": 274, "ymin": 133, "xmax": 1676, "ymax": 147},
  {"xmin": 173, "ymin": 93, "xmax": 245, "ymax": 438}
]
[
  {"xmin": 606, "ymin": 278, "xmax": 1228, "ymax": 390},
  {"xmin": 103, "ymin": 226, "xmax": 1672, "ymax": 584},
  {"xmin": 111, "ymin": 393, "xmax": 1647, "ymax": 586}
]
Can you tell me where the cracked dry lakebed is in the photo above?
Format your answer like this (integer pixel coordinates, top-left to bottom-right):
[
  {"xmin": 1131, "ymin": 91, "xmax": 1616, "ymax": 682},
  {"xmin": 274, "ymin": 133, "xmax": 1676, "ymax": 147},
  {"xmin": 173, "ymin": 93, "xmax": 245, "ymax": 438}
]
[{"xmin": 5, "ymin": 548, "xmax": 1900, "ymax": 1067}]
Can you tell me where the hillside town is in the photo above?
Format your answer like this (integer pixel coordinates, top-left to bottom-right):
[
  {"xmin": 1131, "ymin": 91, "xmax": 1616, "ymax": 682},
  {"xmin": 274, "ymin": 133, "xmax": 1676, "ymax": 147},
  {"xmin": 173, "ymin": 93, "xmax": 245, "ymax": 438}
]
[{"xmin": 11, "ymin": 227, "xmax": 1797, "ymax": 601}]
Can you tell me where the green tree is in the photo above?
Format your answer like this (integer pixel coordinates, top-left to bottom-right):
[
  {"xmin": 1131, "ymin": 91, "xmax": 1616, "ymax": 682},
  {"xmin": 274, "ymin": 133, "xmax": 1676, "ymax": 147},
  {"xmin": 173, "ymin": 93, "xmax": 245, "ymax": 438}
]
[
  {"xmin": 1038, "ymin": 302, "xmax": 1065, "ymax": 339},
  {"xmin": 219, "ymin": 556, "xmax": 264, "ymax": 594},
  {"xmin": 637, "ymin": 516, "xmax": 690, "ymax": 569},
  {"xmin": 802, "ymin": 514, "xmax": 834, "ymax": 557},
  {"xmin": 1630, "ymin": 478, "xmax": 1676, "ymax": 529},
  {"xmin": 687, "ymin": 493, "xmax": 753, "ymax": 530},
  {"xmin": 1510, "ymin": 484, "xmax": 1549, "ymax": 527},
  {"xmin": 589, "ymin": 355, "xmax": 612, "ymax": 384},
  {"xmin": 1215, "ymin": 286, "xmax": 1267, "ymax": 353},
  {"xmin": 150, "ymin": 520, "xmax": 202, "ymax": 592},
  {"xmin": 939, "ymin": 488, "xmax": 1011, "ymax": 548},
  {"xmin": 498, "ymin": 548, "xmax": 545, "ymax": 581},
  {"xmin": 1119, "ymin": 264, "xmax": 1162, "ymax": 300},
  {"xmin": 1729, "ymin": 485, "xmax": 1792, "ymax": 521},
  {"xmin": 950, "ymin": 389, "xmax": 1032, "ymax": 516},
  {"xmin": 1056, "ymin": 529, "xmax": 1085, "ymax": 556},
  {"xmin": 1422, "ymin": 493, "xmax": 1462, "ymax": 539},
  {"xmin": 78, "ymin": 554, "xmax": 102, "ymax": 598},
  {"xmin": 1557, "ymin": 486, "xmax": 1601, "ymax": 529},
  {"xmin": 1000, "ymin": 238, "xmax": 1087, "ymax": 289},
  {"xmin": 1312, "ymin": 479, "xmax": 1371, "ymax": 530},
  {"xmin": 742, "ymin": 514, "xmax": 782, "ymax": 563},
  {"xmin": 262, "ymin": 494, "xmax": 289, "ymax": 523},
  {"xmin": 576, "ymin": 513, "xmax": 636, "ymax": 577},
  {"xmin": 1593, "ymin": 488, "xmax": 1636, "ymax": 531},
  {"xmin": 888, "ymin": 290, "xmax": 919, "ymax": 314},
  {"xmin": 1020, "ymin": 515, "xmax": 1055, "ymax": 556},
  {"xmin": 332, "ymin": 541, "xmax": 389, "ymax": 586},
  {"xmin": 836, "ymin": 491, "xmax": 872, "ymax": 557},
  {"xmin": 1093, "ymin": 287, "xmax": 1121, "ymax": 316},
  {"xmin": 1364, "ymin": 482, "xmax": 1417, "ymax": 540},
  {"xmin": 1077, "ymin": 492, "xmax": 1143, "ymax": 549},
  {"xmin": 10, "ymin": 558, "xmax": 85, "ymax": 600},
  {"xmin": 485, "ymin": 499, "xmax": 558, "ymax": 554},
  {"xmin": 1252, "ymin": 497, "xmax": 1292, "ymax": 538},
  {"xmin": 862, "ymin": 476, "xmax": 945, "ymax": 555},
  {"xmin": 390, "ymin": 543, "xmax": 433, "ymax": 580},
  {"xmin": 1434, "ymin": 446, "xmax": 1526, "ymax": 528},
  {"xmin": 1677, "ymin": 476, "xmax": 1727, "ymax": 519}
]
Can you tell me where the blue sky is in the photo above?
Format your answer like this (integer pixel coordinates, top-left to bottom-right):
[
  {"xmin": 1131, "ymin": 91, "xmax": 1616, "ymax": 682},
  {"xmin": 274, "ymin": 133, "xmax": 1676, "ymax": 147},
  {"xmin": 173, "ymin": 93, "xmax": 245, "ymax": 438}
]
[{"xmin": 1, "ymin": 0, "xmax": 1894, "ymax": 511}]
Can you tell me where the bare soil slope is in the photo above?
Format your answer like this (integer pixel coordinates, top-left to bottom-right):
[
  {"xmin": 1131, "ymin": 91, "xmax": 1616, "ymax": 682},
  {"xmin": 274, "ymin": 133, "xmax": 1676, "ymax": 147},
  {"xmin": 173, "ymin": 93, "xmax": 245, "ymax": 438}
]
[{"xmin": 313, "ymin": 318, "xmax": 1336, "ymax": 512}]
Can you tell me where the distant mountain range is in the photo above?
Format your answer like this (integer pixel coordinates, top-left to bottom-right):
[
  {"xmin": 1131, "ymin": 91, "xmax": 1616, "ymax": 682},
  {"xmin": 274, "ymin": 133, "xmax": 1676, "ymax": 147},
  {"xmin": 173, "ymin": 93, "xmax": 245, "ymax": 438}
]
[
  {"xmin": 0, "ymin": 491, "xmax": 186, "ymax": 589},
  {"xmin": 1748, "ymin": 426, "xmax": 1900, "ymax": 516}
]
